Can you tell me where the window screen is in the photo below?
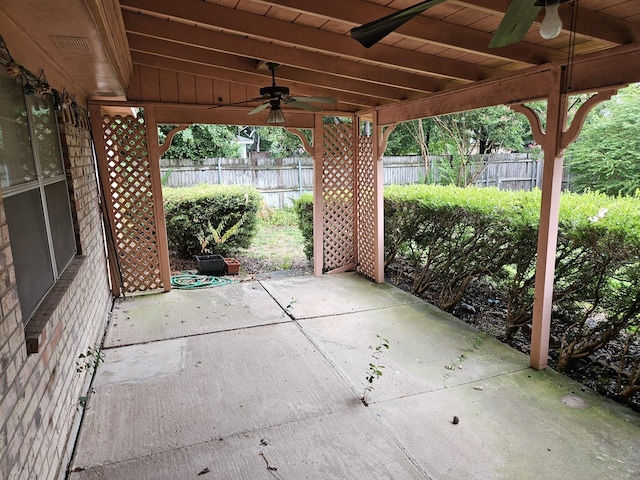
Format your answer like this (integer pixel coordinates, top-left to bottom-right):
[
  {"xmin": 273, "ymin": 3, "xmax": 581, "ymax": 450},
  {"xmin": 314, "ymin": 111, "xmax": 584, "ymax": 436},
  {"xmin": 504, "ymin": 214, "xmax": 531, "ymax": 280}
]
[
  {"xmin": 45, "ymin": 181, "xmax": 76, "ymax": 273},
  {"xmin": 4, "ymin": 190, "xmax": 55, "ymax": 320}
]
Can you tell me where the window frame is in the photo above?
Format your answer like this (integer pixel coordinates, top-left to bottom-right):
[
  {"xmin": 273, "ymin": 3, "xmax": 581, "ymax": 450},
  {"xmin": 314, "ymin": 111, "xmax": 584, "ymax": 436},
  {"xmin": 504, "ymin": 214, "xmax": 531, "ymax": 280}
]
[{"xmin": 0, "ymin": 73, "xmax": 77, "ymax": 325}]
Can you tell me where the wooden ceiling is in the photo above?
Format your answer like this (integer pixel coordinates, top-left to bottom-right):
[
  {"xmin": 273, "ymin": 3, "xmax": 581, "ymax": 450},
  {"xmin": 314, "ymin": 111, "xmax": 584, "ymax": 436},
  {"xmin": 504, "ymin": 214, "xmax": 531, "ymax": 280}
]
[
  {"xmin": 119, "ymin": 0, "xmax": 640, "ymax": 125},
  {"xmin": 3, "ymin": 1, "xmax": 640, "ymax": 126}
]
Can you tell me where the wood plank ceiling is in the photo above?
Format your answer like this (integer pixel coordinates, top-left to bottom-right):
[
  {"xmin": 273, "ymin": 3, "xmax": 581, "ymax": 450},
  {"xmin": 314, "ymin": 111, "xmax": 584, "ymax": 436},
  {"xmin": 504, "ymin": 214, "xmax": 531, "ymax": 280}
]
[{"xmin": 117, "ymin": 0, "xmax": 640, "ymax": 125}]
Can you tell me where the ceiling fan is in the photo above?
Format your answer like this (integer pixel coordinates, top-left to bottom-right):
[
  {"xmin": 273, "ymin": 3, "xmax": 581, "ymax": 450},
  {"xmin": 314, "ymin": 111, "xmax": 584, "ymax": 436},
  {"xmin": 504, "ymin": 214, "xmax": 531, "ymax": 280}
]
[
  {"xmin": 350, "ymin": 0, "xmax": 569, "ymax": 49},
  {"xmin": 216, "ymin": 62, "xmax": 337, "ymax": 124}
]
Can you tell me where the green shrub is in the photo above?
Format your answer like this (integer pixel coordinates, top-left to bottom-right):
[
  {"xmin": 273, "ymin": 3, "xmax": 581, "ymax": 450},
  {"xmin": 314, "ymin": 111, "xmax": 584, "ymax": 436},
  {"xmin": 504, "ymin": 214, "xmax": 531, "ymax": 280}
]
[
  {"xmin": 385, "ymin": 185, "xmax": 536, "ymax": 313},
  {"xmin": 163, "ymin": 184, "xmax": 261, "ymax": 257},
  {"xmin": 293, "ymin": 193, "xmax": 313, "ymax": 261}
]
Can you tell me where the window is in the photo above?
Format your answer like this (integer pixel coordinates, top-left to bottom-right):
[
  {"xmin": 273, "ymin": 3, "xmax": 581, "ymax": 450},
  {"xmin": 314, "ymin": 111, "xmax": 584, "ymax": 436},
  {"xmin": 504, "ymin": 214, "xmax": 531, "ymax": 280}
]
[{"xmin": 0, "ymin": 70, "xmax": 76, "ymax": 324}]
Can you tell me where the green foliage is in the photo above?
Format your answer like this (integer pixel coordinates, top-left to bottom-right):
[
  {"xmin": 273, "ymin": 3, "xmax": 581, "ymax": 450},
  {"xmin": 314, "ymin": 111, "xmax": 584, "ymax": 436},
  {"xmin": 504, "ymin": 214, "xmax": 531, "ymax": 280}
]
[
  {"xmin": 568, "ymin": 84, "xmax": 640, "ymax": 196},
  {"xmin": 257, "ymin": 205, "xmax": 299, "ymax": 228},
  {"xmin": 164, "ymin": 184, "xmax": 261, "ymax": 257},
  {"xmin": 76, "ymin": 345, "xmax": 105, "ymax": 374},
  {"xmin": 293, "ymin": 193, "xmax": 314, "ymax": 261},
  {"xmin": 159, "ymin": 124, "xmax": 241, "ymax": 160},
  {"xmin": 386, "ymin": 106, "xmax": 533, "ymax": 186},
  {"xmin": 239, "ymin": 126, "xmax": 310, "ymax": 158},
  {"xmin": 385, "ymin": 184, "xmax": 532, "ymax": 312},
  {"xmin": 361, "ymin": 335, "xmax": 390, "ymax": 406},
  {"xmin": 197, "ymin": 214, "xmax": 246, "ymax": 254}
]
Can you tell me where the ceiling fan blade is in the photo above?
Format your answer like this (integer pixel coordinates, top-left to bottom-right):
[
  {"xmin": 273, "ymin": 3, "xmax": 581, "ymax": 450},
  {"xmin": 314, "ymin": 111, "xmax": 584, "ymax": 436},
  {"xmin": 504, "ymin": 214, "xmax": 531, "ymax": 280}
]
[
  {"xmin": 248, "ymin": 102, "xmax": 271, "ymax": 115},
  {"xmin": 287, "ymin": 96, "xmax": 337, "ymax": 104},
  {"xmin": 286, "ymin": 101, "xmax": 321, "ymax": 112},
  {"xmin": 350, "ymin": 0, "xmax": 447, "ymax": 48},
  {"xmin": 489, "ymin": 1, "xmax": 542, "ymax": 48},
  {"xmin": 209, "ymin": 97, "xmax": 266, "ymax": 109}
]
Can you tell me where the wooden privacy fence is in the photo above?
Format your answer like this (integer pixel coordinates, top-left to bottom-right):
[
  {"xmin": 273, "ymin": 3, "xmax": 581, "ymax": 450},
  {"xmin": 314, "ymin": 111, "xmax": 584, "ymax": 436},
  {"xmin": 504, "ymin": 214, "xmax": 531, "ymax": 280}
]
[{"xmin": 160, "ymin": 153, "xmax": 570, "ymax": 208}]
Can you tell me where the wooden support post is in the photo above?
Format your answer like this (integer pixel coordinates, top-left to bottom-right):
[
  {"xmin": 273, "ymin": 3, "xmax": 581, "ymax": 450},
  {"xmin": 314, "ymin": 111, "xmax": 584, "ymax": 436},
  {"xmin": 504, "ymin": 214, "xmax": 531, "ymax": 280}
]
[
  {"xmin": 313, "ymin": 114, "xmax": 324, "ymax": 276},
  {"xmin": 511, "ymin": 70, "xmax": 620, "ymax": 370},
  {"xmin": 89, "ymin": 104, "xmax": 123, "ymax": 297},
  {"xmin": 372, "ymin": 114, "xmax": 395, "ymax": 283},
  {"xmin": 145, "ymin": 106, "xmax": 172, "ymax": 292}
]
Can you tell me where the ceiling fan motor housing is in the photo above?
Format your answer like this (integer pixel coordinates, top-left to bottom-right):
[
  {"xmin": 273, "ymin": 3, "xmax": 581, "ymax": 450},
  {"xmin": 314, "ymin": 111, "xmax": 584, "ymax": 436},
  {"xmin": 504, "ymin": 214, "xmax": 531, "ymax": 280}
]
[{"xmin": 260, "ymin": 85, "xmax": 289, "ymax": 97}]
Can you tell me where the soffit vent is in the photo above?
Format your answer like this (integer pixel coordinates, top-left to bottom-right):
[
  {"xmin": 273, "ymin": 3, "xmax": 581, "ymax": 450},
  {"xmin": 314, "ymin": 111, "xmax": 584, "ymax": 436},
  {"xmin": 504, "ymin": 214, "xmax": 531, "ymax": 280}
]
[{"xmin": 50, "ymin": 35, "xmax": 92, "ymax": 55}]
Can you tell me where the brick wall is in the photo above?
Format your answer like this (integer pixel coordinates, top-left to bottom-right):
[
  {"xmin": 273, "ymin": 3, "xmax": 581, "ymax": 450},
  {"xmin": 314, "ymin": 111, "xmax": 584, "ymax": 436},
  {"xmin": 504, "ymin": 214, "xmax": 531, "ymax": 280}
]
[{"xmin": 0, "ymin": 113, "xmax": 112, "ymax": 479}]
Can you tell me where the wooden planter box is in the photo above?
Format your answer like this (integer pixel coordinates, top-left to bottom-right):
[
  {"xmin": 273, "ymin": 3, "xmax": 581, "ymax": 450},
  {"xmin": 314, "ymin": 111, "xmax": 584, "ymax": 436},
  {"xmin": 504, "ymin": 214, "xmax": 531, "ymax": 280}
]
[
  {"xmin": 195, "ymin": 254, "xmax": 225, "ymax": 275},
  {"xmin": 224, "ymin": 258, "xmax": 241, "ymax": 275}
]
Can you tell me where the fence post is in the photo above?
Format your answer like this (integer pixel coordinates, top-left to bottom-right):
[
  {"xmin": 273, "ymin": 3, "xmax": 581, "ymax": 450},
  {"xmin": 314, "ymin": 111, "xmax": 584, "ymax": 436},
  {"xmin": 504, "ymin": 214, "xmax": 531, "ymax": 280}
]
[
  {"xmin": 297, "ymin": 158, "xmax": 303, "ymax": 194},
  {"xmin": 217, "ymin": 158, "xmax": 222, "ymax": 184}
]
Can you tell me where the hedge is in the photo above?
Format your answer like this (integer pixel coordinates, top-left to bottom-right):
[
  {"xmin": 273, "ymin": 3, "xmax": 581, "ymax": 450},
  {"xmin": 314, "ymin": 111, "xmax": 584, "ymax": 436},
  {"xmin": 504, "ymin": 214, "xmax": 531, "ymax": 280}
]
[
  {"xmin": 163, "ymin": 184, "xmax": 261, "ymax": 257},
  {"xmin": 293, "ymin": 193, "xmax": 313, "ymax": 261}
]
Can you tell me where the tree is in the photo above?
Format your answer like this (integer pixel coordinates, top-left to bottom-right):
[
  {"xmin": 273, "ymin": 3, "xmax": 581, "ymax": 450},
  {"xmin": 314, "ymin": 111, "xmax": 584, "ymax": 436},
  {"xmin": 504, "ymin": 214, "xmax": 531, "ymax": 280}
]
[
  {"xmin": 387, "ymin": 118, "xmax": 440, "ymax": 182},
  {"xmin": 567, "ymin": 84, "xmax": 640, "ymax": 196},
  {"xmin": 240, "ymin": 126, "xmax": 309, "ymax": 157},
  {"xmin": 159, "ymin": 124, "xmax": 241, "ymax": 160},
  {"xmin": 387, "ymin": 105, "xmax": 532, "ymax": 186}
]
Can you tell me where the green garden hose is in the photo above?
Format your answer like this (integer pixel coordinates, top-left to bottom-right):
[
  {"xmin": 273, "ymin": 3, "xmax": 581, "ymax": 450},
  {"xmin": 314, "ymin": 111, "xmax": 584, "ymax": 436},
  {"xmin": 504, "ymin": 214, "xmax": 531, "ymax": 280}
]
[{"xmin": 170, "ymin": 272, "xmax": 234, "ymax": 289}]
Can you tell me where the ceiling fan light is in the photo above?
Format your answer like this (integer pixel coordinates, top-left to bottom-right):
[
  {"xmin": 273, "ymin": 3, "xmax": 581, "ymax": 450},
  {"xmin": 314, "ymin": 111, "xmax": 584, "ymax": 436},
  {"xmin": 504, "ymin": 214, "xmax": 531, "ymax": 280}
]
[
  {"xmin": 266, "ymin": 105, "xmax": 286, "ymax": 124},
  {"xmin": 539, "ymin": 4, "xmax": 563, "ymax": 40}
]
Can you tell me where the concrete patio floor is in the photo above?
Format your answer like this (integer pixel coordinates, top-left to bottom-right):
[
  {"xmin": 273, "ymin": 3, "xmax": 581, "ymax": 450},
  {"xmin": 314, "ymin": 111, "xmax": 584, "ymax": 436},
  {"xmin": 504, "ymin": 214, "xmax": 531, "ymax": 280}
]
[{"xmin": 68, "ymin": 273, "xmax": 640, "ymax": 479}]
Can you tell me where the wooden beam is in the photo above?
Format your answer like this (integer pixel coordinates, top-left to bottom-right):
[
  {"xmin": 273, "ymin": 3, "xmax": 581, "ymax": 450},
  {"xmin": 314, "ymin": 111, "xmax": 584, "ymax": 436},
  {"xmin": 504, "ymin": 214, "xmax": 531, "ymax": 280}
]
[
  {"xmin": 376, "ymin": 67, "xmax": 554, "ymax": 125},
  {"xmin": 149, "ymin": 104, "xmax": 317, "ymax": 128},
  {"xmin": 126, "ymin": 32, "xmax": 410, "ymax": 102},
  {"xmin": 121, "ymin": 0, "xmax": 499, "ymax": 82},
  {"xmin": 562, "ymin": 44, "xmax": 640, "ymax": 94},
  {"xmin": 130, "ymin": 52, "xmax": 378, "ymax": 109},
  {"xmin": 376, "ymin": 44, "xmax": 640, "ymax": 125},
  {"xmin": 122, "ymin": 11, "xmax": 448, "ymax": 94}
]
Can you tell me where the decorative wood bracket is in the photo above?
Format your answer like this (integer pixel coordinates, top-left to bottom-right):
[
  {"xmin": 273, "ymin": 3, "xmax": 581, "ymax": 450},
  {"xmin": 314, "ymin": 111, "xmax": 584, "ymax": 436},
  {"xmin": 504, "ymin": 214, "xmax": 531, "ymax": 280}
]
[
  {"xmin": 158, "ymin": 124, "xmax": 189, "ymax": 157},
  {"xmin": 510, "ymin": 88, "xmax": 620, "ymax": 155},
  {"xmin": 378, "ymin": 124, "xmax": 396, "ymax": 161},
  {"xmin": 287, "ymin": 128, "xmax": 314, "ymax": 156},
  {"xmin": 560, "ymin": 89, "xmax": 618, "ymax": 151}
]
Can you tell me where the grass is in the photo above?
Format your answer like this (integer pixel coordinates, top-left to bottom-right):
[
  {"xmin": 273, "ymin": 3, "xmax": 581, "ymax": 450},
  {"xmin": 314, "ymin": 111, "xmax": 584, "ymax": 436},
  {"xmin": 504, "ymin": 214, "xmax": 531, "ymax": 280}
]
[{"xmin": 238, "ymin": 206, "xmax": 309, "ymax": 272}]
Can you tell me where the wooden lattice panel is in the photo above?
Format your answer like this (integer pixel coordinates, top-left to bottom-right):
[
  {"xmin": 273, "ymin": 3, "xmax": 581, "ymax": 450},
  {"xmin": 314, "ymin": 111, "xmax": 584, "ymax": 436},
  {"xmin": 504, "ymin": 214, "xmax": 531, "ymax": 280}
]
[
  {"xmin": 101, "ymin": 115, "xmax": 164, "ymax": 293},
  {"xmin": 357, "ymin": 135, "xmax": 376, "ymax": 280},
  {"xmin": 322, "ymin": 123, "xmax": 355, "ymax": 271}
]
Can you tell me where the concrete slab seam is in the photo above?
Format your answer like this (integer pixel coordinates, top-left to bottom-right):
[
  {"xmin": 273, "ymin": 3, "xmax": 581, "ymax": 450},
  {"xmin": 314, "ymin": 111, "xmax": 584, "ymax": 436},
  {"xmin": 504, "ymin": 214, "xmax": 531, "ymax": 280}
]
[{"xmin": 99, "ymin": 318, "xmax": 297, "ymax": 350}]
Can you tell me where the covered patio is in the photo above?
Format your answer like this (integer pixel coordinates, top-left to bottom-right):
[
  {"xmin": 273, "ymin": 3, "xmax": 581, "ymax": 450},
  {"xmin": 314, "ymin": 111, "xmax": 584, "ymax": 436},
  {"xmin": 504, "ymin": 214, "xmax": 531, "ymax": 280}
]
[
  {"xmin": 68, "ymin": 273, "xmax": 640, "ymax": 479},
  {"xmin": 2, "ymin": 2, "xmax": 640, "ymax": 479}
]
